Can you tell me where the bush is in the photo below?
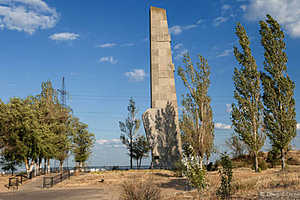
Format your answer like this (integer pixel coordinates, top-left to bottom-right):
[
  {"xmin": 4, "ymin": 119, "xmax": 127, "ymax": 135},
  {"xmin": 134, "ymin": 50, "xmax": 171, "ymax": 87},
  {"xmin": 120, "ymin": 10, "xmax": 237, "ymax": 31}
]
[
  {"xmin": 266, "ymin": 147, "xmax": 281, "ymax": 168},
  {"xmin": 259, "ymin": 159, "xmax": 268, "ymax": 171},
  {"xmin": 173, "ymin": 161, "xmax": 185, "ymax": 177},
  {"xmin": 119, "ymin": 178, "xmax": 161, "ymax": 200},
  {"xmin": 216, "ymin": 153, "xmax": 233, "ymax": 200},
  {"xmin": 181, "ymin": 146, "xmax": 207, "ymax": 192}
]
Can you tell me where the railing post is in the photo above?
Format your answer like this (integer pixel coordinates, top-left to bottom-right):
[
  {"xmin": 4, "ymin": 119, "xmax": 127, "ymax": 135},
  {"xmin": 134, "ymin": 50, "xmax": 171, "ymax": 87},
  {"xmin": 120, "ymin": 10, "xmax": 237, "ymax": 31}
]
[{"xmin": 51, "ymin": 177, "xmax": 53, "ymax": 187}]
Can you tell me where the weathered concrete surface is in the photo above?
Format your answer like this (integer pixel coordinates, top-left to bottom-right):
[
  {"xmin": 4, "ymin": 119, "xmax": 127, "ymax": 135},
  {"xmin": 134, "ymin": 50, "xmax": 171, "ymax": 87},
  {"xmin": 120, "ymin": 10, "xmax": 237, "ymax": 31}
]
[{"xmin": 142, "ymin": 6, "xmax": 182, "ymax": 169}]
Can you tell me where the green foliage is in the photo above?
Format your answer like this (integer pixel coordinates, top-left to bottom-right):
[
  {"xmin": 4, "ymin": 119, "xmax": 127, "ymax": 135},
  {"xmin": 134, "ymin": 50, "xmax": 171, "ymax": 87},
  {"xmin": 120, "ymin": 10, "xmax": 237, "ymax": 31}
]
[
  {"xmin": 260, "ymin": 15, "xmax": 297, "ymax": 170},
  {"xmin": 0, "ymin": 150, "xmax": 22, "ymax": 175},
  {"xmin": 72, "ymin": 118, "xmax": 95, "ymax": 168},
  {"xmin": 0, "ymin": 80, "xmax": 91, "ymax": 174},
  {"xmin": 216, "ymin": 153, "xmax": 233, "ymax": 200},
  {"xmin": 178, "ymin": 53, "xmax": 214, "ymax": 166},
  {"xmin": 232, "ymin": 22, "xmax": 265, "ymax": 172},
  {"xmin": 182, "ymin": 145, "xmax": 207, "ymax": 192},
  {"xmin": 266, "ymin": 146, "xmax": 281, "ymax": 168},
  {"xmin": 119, "ymin": 97, "xmax": 141, "ymax": 169},
  {"xmin": 131, "ymin": 134, "xmax": 150, "ymax": 168}
]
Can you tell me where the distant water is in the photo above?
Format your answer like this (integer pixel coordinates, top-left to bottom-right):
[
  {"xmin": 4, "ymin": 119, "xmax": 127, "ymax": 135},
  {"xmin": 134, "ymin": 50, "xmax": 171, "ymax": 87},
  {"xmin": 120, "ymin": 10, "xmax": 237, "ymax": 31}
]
[{"xmin": 4, "ymin": 130, "xmax": 300, "ymax": 172}]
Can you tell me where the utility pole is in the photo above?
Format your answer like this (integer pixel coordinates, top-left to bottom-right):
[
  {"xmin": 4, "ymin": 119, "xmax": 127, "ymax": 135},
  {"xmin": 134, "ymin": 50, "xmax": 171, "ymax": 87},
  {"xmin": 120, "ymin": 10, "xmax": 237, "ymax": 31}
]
[
  {"xmin": 57, "ymin": 76, "xmax": 69, "ymax": 170},
  {"xmin": 57, "ymin": 77, "xmax": 67, "ymax": 108}
]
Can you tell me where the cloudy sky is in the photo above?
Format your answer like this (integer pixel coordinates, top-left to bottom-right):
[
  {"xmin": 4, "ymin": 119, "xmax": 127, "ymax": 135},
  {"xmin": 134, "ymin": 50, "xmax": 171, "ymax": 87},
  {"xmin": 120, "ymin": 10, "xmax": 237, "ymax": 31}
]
[{"xmin": 0, "ymin": 0, "xmax": 300, "ymax": 166}]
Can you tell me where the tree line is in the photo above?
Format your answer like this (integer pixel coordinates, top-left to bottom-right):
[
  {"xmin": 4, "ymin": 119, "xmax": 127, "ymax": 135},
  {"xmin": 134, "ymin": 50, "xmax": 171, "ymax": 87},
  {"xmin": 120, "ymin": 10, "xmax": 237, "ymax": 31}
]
[
  {"xmin": 119, "ymin": 15, "xmax": 296, "ymax": 174},
  {"xmin": 0, "ymin": 81, "xmax": 95, "ymax": 175},
  {"xmin": 178, "ymin": 14, "xmax": 296, "ymax": 174}
]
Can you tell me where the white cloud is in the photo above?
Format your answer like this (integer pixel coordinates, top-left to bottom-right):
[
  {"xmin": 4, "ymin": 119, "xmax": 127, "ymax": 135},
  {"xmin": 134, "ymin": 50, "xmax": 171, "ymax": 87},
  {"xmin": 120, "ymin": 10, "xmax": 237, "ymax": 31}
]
[
  {"xmin": 215, "ymin": 122, "xmax": 231, "ymax": 130},
  {"xmin": 125, "ymin": 69, "xmax": 146, "ymax": 81},
  {"xmin": 121, "ymin": 43, "xmax": 134, "ymax": 47},
  {"xmin": 97, "ymin": 43, "xmax": 117, "ymax": 48},
  {"xmin": 213, "ymin": 16, "xmax": 228, "ymax": 26},
  {"xmin": 96, "ymin": 138, "xmax": 121, "ymax": 145},
  {"xmin": 240, "ymin": 5, "xmax": 247, "ymax": 12},
  {"xmin": 0, "ymin": 0, "xmax": 58, "ymax": 34},
  {"xmin": 49, "ymin": 32, "xmax": 79, "ymax": 41},
  {"xmin": 217, "ymin": 49, "xmax": 233, "ymax": 57},
  {"xmin": 98, "ymin": 56, "xmax": 118, "ymax": 64},
  {"xmin": 169, "ymin": 25, "xmax": 183, "ymax": 35},
  {"xmin": 297, "ymin": 123, "xmax": 300, "ymax": 130},
  {"xmin": 175, "ymin": 48, "xmax": 188, "ymax": 60},
  {"xmin": 196, "ymin": 19, "xmax": 204, "ymax": 24},
  {"xmin": 184, "ymin": 24, "xmax": 197, "ymax": 30},
  {"xmin": 169, "ymin": 24, "xmax": 198, "ymax": 35},
  {"xmin": 173, "ymin": 43, "xmax": 183, "ymax": 50},
  {"xmin": 222, "ymin": 4, "xmax": 231, "ymax": 11},
  {"xmin": 245, "ymin": 0, "xmax": 300, "ymax": 38}
]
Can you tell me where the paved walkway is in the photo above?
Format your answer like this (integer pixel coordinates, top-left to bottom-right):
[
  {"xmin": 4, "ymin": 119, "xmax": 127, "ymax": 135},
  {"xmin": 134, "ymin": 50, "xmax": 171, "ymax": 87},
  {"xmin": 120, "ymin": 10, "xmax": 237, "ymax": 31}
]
[
  {"xmin": 0, "ymin": 175, "xmax": 116, "ymax": 200},
  {"xmin": 0, "ymin": 188, "xmax": 109, "ymax": 200},
  {"xmin": 19, "ymin": 176, "xmax": 44, "ymax": 192}
]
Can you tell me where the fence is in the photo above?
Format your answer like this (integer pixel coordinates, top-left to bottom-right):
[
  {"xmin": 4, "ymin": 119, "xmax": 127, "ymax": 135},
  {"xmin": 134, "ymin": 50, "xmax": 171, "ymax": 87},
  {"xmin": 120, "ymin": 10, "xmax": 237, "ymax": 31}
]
[
  {"xmin": 8, "ymin": 177, "xmax": 19, "ymax": 189},
  {"xmin": 43, "ymin": 170, "xmax": 72, "ymax": 188}
]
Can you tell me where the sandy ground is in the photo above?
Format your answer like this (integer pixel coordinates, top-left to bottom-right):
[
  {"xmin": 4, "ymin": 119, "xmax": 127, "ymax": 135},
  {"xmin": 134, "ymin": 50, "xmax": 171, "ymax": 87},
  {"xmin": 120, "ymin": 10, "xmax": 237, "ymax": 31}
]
[{"xmin": 0, "ymin": 166, "xmax": 299, "ymax": 199}]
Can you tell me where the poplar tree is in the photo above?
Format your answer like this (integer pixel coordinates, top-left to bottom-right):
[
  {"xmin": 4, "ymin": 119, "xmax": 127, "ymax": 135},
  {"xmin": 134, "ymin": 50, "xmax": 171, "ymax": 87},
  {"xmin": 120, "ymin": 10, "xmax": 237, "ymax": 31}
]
[
  {"xmin": 260, "ymin": 15, "xmax": 296, "ymax": 170},
  {"xmin": 119, "ymin": 97, "xmax": 140, "ymax": 169},
  {"xmin": 232, "ymin": 23, "xmax": 265, "ymax": 172},
  {"xmin": 72, "ymin": 118, "xmax": 95, "ymax": 170},
  {"xmin": 178, "ymin": 53, "xmax": 214, "ymax": 168}
]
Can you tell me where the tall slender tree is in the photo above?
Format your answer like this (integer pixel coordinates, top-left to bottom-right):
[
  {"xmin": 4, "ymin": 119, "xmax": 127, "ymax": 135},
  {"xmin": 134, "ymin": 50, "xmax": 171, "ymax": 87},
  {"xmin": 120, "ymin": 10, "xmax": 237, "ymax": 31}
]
[
  {"xmin": 119, "ymin": 97, "xmax": 140, "ymax": 169},
  {"xmin": 232, "ymin": 23, "xmax": 265, "ymax": 172},
  {"xmin": 260, "ymin": 15, "xmax": 296, "ymax": 170},
  {"xmin": 178, "ymin": 53, "xmax": 214, "ymax": 168},
  {"xmin": 72, "ymin": 117, "xmax": 95, "ymax": 170}
]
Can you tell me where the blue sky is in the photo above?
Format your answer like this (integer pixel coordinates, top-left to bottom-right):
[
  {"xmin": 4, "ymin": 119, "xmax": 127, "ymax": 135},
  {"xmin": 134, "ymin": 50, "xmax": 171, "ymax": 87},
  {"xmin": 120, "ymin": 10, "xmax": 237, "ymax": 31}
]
[{"xmin": 0, "ymin": 0, "xmax": 300, "ymax": 166}]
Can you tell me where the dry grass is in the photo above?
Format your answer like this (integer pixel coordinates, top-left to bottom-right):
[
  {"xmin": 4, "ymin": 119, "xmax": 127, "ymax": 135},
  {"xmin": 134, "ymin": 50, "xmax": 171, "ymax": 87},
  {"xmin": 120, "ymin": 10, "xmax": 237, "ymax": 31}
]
[
  {"xmin": 119, "ymin": 177, "xmax": 161, "ymax": 200},
  {"xmin": 48, "ymin": 165, "xmax": 300, "ymax": 200}
]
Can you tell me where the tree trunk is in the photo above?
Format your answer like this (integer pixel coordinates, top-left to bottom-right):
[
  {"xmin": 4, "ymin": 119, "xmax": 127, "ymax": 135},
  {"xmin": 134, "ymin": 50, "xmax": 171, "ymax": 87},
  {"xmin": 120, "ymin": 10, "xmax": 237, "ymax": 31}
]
[
  {"xmin": 24, "ymin": 159, "xmax": 35, "ymax": 177},
  {"xmin": 44, "ymin": 158, "xmax": 47, "ymax": 174},
  {"xmin": 130, "ymin": 138, "xmax": 133, "ymax": 169},
  {"xmin": 139, "ymin": 157, "xmax": 142, "ymax": 168},
  {"xmin": 47, "ymin": 159, "xmax": 50, "ymax": 174},
  {"xmin": 281, "ymin": 148, "xmax": 285, "ymax": 170},
  {"xmin": 59, "ymin": 160, "xmax": 63, "ymax": 173},
  {"xmin": 200, "ymin": 158, "xmax": 203, "ymax": 170},
  {"xmin": 254, "ymin": 152, "xmax": 259, "ymax": 172}
]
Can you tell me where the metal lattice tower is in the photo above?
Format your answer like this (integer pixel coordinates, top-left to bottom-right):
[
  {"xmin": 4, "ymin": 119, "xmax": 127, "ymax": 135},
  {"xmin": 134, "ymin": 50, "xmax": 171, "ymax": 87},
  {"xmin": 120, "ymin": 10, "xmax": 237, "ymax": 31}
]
[{"xmin": 57, "ymin": 77, "xmax": 67, "ymax": 107}]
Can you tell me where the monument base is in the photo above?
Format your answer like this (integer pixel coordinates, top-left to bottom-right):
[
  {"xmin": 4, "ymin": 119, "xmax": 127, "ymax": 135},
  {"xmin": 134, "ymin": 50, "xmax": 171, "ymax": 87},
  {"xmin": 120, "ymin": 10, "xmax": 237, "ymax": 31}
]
[{"xmin": 142, "ymin": 103, "xmax": 182, "ymax": 169}]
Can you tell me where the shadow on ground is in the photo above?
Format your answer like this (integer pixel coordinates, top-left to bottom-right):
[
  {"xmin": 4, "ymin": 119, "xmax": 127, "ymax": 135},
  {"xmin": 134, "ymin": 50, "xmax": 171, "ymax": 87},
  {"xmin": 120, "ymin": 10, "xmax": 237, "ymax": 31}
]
[{"xmin": 0, "ymin": 188, "xmax": 107, "ymax": 200}]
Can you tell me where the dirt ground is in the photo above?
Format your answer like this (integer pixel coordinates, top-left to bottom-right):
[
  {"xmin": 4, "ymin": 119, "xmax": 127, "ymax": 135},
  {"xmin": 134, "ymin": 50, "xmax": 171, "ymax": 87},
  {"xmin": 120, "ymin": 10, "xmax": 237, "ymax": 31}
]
[{"xmin": 0, "ymin": 166, "xmax": 299, "ymax": 199}]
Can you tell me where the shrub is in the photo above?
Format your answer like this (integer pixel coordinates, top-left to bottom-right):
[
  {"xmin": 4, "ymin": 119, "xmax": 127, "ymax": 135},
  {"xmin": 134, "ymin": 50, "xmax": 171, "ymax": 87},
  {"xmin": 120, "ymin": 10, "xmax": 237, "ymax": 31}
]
[
  {"xmin": 216, "ymin": 153, "xmax": 233, "ymax": 200},
  {"xmin": 182, "ymin": 145, "xmax": 207, "ymax": 192},
  {"xmin": 259, "ymin": 159, "xmax": 268, "ymax": 171},
  {"xmin": 173, "ymin": 161, "xmax": 185, "ymax": 177},
  {"xmin": 119, "ymin": 178, "xmax": 161, "ymax": 200},
  {"xmin": 266, "ymin": 147, "xmax": 281, "ymax": 168}
]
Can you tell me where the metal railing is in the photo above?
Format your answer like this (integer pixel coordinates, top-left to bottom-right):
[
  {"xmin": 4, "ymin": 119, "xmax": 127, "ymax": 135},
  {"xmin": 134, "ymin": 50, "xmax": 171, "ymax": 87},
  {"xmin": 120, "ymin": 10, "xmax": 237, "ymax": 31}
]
[
  {"xmin": 8, "ymin": 177, "xmax": 19, "ymax": 189},
  {"xmin": 43, "ymin": 170, "xmax": 72, "ymax": 188}
]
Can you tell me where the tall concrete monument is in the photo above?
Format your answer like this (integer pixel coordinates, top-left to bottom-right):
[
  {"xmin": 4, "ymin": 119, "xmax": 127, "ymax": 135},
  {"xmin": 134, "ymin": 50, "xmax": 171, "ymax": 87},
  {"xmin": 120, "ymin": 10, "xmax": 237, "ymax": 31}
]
[{"xmin": 142, "ymin": 6, "xmax": 182, "ymax": 169}]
